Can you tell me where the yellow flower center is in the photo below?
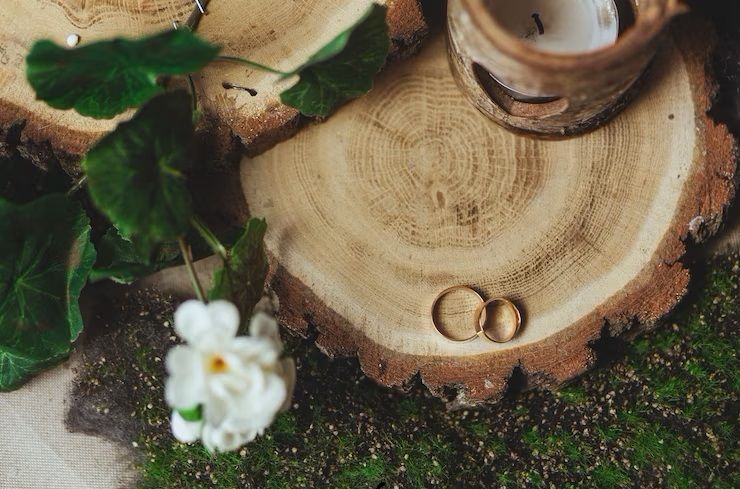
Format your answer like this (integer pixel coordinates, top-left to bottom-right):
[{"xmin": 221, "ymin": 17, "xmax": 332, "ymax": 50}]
[{"xmin": 206, "ymin": 353, "xmax": 229, "ymax": 374}]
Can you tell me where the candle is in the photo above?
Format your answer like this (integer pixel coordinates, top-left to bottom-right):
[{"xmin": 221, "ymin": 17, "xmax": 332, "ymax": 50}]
[
  {"xmin": 485, "ymin": 0, "xmax": 620, "ymax": 100},
  {"xmin": 448, "ymin": 0, "xmax": 680, "ymax": 135}
]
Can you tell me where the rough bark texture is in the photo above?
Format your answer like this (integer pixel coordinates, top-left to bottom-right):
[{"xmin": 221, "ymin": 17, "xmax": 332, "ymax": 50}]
[
  {"xmin": 240, "ymin": 18, "xmax": 737, "ymax": 406},
  {"xmin": 0, "ymin": 0, "xmax": 428, "ymax": 166},
  {"xmin": 446, "ymin": 0, "xmax": 686, "ymax": 137}
]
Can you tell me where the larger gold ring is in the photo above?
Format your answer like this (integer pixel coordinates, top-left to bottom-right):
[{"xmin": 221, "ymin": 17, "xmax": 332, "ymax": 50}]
[
  {"xmin": 473, "ymin": 297, "xmax": 521, "ymax": 343},
  {"xmin": 431, "ymin": 285, "xmax": 484, "ymax": 342}
]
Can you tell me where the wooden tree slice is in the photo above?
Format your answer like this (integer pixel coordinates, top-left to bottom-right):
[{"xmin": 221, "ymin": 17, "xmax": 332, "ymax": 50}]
[
  {"xmin": 242, "ymin": 23, "xmax": 737, "ymax": 405},
  {"xmin": 0, "ymin": 0, "xmax": 427, "ymax": 167}
]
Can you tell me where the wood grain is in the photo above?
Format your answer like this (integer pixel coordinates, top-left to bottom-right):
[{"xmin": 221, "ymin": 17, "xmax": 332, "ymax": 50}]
[
  {"xmin": 0, "ymin": 0, "xmax": 427, "ymax": 166},
  {"xmin": 241, "ymin": 23, "xmax": 737, "ymax": 405}
]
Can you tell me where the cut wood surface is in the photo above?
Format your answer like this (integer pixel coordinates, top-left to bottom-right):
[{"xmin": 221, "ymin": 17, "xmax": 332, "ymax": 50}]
[
  {"xmin": 0, "ymin": 0, "xmax": 427, "ymax": 167},
  {"xmin": 241, "ymin": 23, "xmax": 737, "ymax": 405}
]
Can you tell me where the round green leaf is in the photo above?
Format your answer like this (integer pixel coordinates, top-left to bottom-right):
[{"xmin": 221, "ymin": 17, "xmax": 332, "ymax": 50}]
[
  {"xmin": 209, "ymin": 218, "xmax": 268, "ymax": 325},
  {"xmin": 90, "ymin": 228, "xmax": 181, "ymax": 285},
  {"xmin": 0, "ymin": 194, "xmax": 95, "ymax": 390},
  {"xmin": 83, "ymin": 91, "xmax": 195, "ymax": 249},
  {"xmin": 26, "ymin": 29, "xmax": 219, "ymax": 119},
  {"xmin": 280, "ymin": 3, "xmax": 390, "ymax": 116}
]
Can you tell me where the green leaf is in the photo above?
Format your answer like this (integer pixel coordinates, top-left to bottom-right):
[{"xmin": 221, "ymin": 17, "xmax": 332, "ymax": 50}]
[
  {"xmin": 90, "ymin": 228, "xmax": 180, "ymax": 284},
  {"xmin": 209, "ymin": 218, "xmax": 268, "ymax": 322},
  {"xmin": 0, "ymin": 194, "xmax": 96, "ymax": 390},
  {"xmin": 83, "ymin": 90, "xmax": 194, "ymax": 250},
  {"xmin": 177, "ymin": 405, "xmax": 203, "ymax": 422},
  {"xmin": 27, "ymin": 29, "xmax": 219, "ymax": 118},
  {"xmin": 91, "ymin": 222, "xmax": 244, "ymax": 285},
  {"xmin": 280, "ymin": 3, "xmax": 389, "ymax": 116}
]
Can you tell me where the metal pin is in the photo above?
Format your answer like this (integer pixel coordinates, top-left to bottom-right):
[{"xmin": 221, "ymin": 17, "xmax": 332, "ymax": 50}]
[{"xmin": 173, "ymin": 0, "xmax": 210, "ymax": 32}]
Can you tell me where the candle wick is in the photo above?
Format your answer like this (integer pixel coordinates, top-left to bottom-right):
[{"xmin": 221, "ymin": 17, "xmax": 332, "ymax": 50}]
[{"xmin": 531, "ymin": 13, "xmax": 545, "ymax": 35}]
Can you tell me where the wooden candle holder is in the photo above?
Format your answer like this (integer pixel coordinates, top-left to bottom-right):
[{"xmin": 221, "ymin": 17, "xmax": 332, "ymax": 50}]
[{"xmin": 447, "ymin": 0, "xmax": 688, "ymax": 136}]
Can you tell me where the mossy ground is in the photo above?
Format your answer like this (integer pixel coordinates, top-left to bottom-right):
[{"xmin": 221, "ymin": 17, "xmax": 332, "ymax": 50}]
[{"xmin": 69, "ymin": 255, "xmax": 739, "ymax": 488}]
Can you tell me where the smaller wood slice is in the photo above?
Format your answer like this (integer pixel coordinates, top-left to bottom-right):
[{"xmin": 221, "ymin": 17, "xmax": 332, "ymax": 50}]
[{"xmin": 0, "ymin": 0, "xmax": 428, "ymax": 171}]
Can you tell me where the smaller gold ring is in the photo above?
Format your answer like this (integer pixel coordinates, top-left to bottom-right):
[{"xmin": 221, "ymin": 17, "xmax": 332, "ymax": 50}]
[
  {"xmin": 431, "ymin": 285, "xmax": 484, "ymax": 343},
  {"xmin": 474, "ymin": 297, "xmax": 522, "ymax": 343}
]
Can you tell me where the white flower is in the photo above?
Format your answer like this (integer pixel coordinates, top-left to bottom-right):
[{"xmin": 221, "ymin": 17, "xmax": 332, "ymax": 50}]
[
  {"xmin": 165, "ymin": 300, "xmax": 295, "ymax": 452},
  {"xmin": 170, "ymin": 411, "xmax": 203, "ymax": 443}
]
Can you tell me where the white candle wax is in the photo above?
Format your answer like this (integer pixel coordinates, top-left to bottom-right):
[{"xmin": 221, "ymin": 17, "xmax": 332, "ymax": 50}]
[{"xmin": 486, "ymin": 0, "xmax": 619, "ymax": 100}]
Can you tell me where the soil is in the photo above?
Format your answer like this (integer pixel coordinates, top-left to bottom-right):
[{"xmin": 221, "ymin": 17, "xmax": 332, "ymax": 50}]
[{"xmin": 67, "ymin": 254, "xmax": 739, "ymax": 488}]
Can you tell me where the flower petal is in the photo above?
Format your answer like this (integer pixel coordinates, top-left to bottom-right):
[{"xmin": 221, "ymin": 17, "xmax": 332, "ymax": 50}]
[
  {"xmin": 166, "ymin": 374, "xmax": 206, "ymax": 409},
  {"xmin": 229, "ymin": 337, "xmax": 279, "ymax": 366},
  {"xmin": 174, "ymin": 300, "xmax": 211, "ymax": 344},
  {"xmin": 165, "ymin": 346, "xmax": 206, "ymax": 408},
  {"xmin": 202, "ymin": 394, "xmax": 232, "ymax": 428},
  {"xmin": 165, "ymin": 345, "xmax": 201, "ymax": 376},
  {"xmin": 207, "ymin": 301, "xmax": 240, "ymax": 341},
  {"xmin": 171, "ymin": 411, "xmax": 203, "ymax": 443},
  {"xmin": 202, "ymin": 424, "xmax": 256, "ymax": 453},
  {"xmin": 249, "ymin": 312, "xmax": 282, "ymax": 350},
  {"xmin": 224, "ymin": 373, "xmax": 287, "ymax": 435}
]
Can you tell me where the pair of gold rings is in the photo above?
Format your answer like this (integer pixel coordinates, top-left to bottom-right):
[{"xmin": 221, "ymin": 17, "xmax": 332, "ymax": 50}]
[{"xmin": 431, "ymin": 285, "xmax": 521, "ymax": 343}]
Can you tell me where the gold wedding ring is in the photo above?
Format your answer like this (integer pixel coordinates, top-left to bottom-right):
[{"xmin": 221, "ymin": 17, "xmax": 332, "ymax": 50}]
[
  {"xmin": 474, "ymin": 297, "xmax": 521, "ymax": 343},
  {"xmin": 431, "ymin": 285, "xmax": 485, "ymax": 342}
]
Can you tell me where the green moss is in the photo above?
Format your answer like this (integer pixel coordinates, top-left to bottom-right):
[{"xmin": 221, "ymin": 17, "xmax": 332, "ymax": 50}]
[
  {"xmin": 335, "ymin": 432, "xmax": 358, "ymax": 459},
  {"xmin": 334, "ymin": 456, "xmax": 387, "ymax": 489},
  {"xmin": 654, "ymin": 376, "xmax": 689, "ymax": 405},
  {"xmin": 522, "ymin": 427, "xmax": 545, "ymax": 453},
  {"xmin": 468, "ymin": 420, "xmax": 489, "ymax": 438},
  {"xmin": 632, "ymin": 426, "xmax": 688, "ymax": 470},
  {"xmin": 139, "ymin": 441, "xmax": 246, "ymax": 489},
  {"xmin": 557, "ymin": 432, "xmax": 589, "ymax": 465},
  {"xmin": 133, "ymin": 345, "xmax": 159, "ymax": 378},
  {"xmin": 496, "ymin": 470, "xmax": 515, "ymax": 486},
  {"xmin": 633, "ymin": 336, "xmax": 651, "ymax": 355},
  {"xmin": 271, "ymin": 412, "xmax": 298, "ymax": 436},
  {"xmin": 595, "ymin": 424, "xmax": 621, "ymax": 443},
  {"xmin": 396, "ymin": 438, "xmax": 449, "ymax": 488},
  {"xmin": 617, "ymin": 408, "xmax": 645, "ymax": 427},
  {"xmin": 523, "ymin": 429, "xmax": 589, "ymax": 465},
  {"xmin": 398, "ymin": 397, "xmax": 422, "ymax": 418},
  {"xmin": 524, "ymin": 470, "xmax": 545, "ymax": 487},
  {"xmin": 592, "ymin": 463, "xmax": 630, "ymax": 489},
  {"xmin": 513, "ymin": 405, "xmax": 529, "ymax": 417},
  {"xmin": 488, "ymin": 436, "xmax": 506, "ymax": 457},
  {"xmin": 72, "ymin": 256, "xmax": 738, "ymax": 488},
  {"xmin": 557, "ymin": 384, "xmax": 587, "ymax": 404}
]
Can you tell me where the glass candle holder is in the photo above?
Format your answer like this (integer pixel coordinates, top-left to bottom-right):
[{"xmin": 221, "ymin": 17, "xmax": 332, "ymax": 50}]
[{"xmin": 447, "ymin": 0, "xmax": 687, "ymax": 136}]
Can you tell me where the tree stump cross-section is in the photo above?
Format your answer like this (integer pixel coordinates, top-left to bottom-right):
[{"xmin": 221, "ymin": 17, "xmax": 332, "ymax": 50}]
[{"xmin": 243, "ymin": 22, "xmax": 737, "ymax": 406}]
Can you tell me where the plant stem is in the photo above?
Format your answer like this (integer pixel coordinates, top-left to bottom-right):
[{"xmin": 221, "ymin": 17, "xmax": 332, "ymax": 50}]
[
  {"xmin": 178, "ymin": 237, "xmax": 206, "ymax": 302},
  {"xmin": 187, "ymin": 74, "xmax": 198, "ymax": 111},
  {"xmin": 215, "ymin": 56, "xmax": 289, "ymax": 76},
  {"xmin": 176, "ymin": 3, "xmax": 204, "ymax": 112},
  {"xmin": 66, "ymin": 175, "xmax": 88, "ymax": 197},
  {"xmin": 191, "ymin": 216, "xmax": 228, "ymax": 260}
]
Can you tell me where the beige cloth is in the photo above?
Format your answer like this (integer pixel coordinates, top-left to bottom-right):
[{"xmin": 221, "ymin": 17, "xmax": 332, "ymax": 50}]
[{"xmin": 0, "ymin": 355, "xmax": 136, "ymax": 489}]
